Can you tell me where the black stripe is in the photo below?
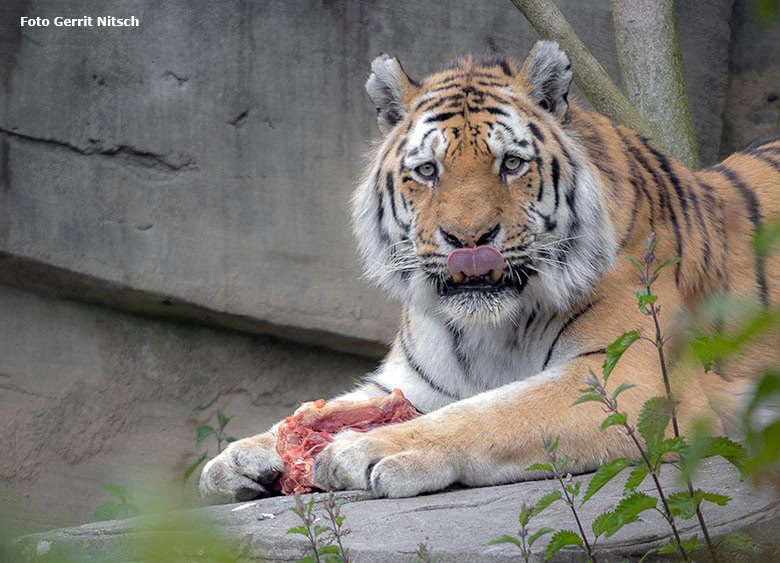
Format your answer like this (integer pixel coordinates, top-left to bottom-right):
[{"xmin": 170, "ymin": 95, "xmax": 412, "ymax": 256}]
[
  {"xmin": 535, "ymin": 156, "xmax": 545, "ymax": 202},
  {"xmin": 711, "ymin": 165, "xmax": 768, "ymax": 305},
  {"xmin": 528, "ymin": 121, "xmax": 545, "ymax": 143},
  {"xmin": 415, "ymin": 93, "xmax": 464, "ymax": 112},
  {"xmin": 425, "ymin": 111, "xmax": 463, "ymax": 123},
  {"xmin": 395, "ymin": 138, "xmax": 407, "ymax": 156},
  {"xmin": 385, "ymin": 172, "xmax": 409, "ymax": 232},
  {"xmin": 575, "ymin": 348, "xmax": 607, "ymax": 359},
  {"xmin": 747, "ymin": 151, "xmax": 780, "ymax": 171},
  {"xmin": 551, "ymin": 156, "xmax": 561, "ymax": 211},
  {"xmin": 620, "ymin": 131, "xmax": 683, "ymax": 284},
  {"xmin": 618, "ymin": 181, "xmax": 641, "ymax": 249},
  {"xmin": 447, "ymin": 324, "xmax": 475, "ymax": 386},
  {"xmin": 543, "ymin": 301, "xmax": 598, "ymax": 370},
  {"xmin": 524, "ymin": 308, "xmax": 537, "ymax": 333},
  {"xmin": 373, "ymin": 172, "xmax": 392, "ymax": 245},
  {"xmin": 744, "ymin": 137, "xmax": 779, "ymax": 152},
  {"xmin": 466, "ymin": 105, "xmax": 509, "ymax": 116},
  {"xmin": 687, "ymin": 179, "xmax": 711, "ymax": 269},
  {"xmin": 367, "ymin": 378, "xmax": 393, "ymax": 396},
  {"xmin": 399, "ymin": 324, "xmax": 458, "ymax": 399},
  {"xmin": 641, "ymin": 139, "xmax": 691, "ymax": 231}
]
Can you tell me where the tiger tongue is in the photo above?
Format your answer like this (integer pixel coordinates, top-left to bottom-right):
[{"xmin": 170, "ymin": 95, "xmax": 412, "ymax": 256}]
[{"xmin": 446, "ymin": 246, "xmax": 504, "ymax": 279}]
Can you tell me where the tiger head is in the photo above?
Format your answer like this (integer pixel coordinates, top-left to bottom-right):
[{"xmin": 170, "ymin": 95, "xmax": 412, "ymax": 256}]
[{"xmin": 352, "ymin": 41, "xmax": 617, "ymax": 325}]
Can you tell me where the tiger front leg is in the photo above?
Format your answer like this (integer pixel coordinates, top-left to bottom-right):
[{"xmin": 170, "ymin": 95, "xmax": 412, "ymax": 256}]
[{"xmin": 314, "ymin": 356, "xmax": 716, "ymax": 498}]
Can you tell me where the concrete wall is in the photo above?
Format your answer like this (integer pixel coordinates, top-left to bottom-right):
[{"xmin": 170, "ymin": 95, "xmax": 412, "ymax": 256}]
[
  {"xmin": 0, "ymin": 283, "xmax": 372, "ymax": 532},
  {"xmin": 0, "ymin": 0, "xmax": 777, "ymax": 532}
]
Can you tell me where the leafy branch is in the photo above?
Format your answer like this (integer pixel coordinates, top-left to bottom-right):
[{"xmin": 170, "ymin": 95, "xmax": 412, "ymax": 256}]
[{"xmin": 183, "ymin": 408, "xmax": 238, "ymax": 483}]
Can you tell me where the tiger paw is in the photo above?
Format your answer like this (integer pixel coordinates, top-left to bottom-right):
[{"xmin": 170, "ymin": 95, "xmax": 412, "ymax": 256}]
[
  {"xmin": 199, "ymin": 432, "xmax": 282, "ymax": 503},
  {"xmin": 313, "ymin": 426, "xmax": 457, "ymax": 498}
]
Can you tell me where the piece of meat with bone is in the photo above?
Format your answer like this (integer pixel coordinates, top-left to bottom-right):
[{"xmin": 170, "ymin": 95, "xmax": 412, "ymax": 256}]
[{"xmin": 275, "ymin": 389, "xmax": 420, "ymax": 495}]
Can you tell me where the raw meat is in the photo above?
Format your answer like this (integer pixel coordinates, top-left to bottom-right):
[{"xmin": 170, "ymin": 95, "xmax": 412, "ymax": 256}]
[{"xmin": 275, "ymin": 389, "xmax": 419, "ymax": 495}]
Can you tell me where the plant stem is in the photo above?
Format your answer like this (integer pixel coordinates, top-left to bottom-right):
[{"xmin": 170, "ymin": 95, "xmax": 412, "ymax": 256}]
[
  {"xmin": 549, "ymin": 461, "xmax": 598, "ymax": 562},
  {"xmin": 646, "ymin": 285, "xmax": 720, "ymax": 562},
  {"xmin": 323, "ymin": 493, "xmax": 351, "ymax": 563},
  {"xmin": 623, "ymin": 422, "xmax": 690, "ymax": 562}
]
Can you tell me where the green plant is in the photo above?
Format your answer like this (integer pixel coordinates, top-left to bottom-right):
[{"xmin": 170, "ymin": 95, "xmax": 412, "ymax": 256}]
[
  {"xmin": 415, "ymin": 542, "xmax": 441, "ymax": 563},
  {"xmin": 93, "ymin": 483, "xmax": 142, "ymax": 521},
  {"xmin": 492, "ymin": 437, "xmax": 601, "ymax": 562},
  {"xmin": 575, "ymin": 233, "xmax": 750, "ymax": 562},
  {"xmin": 288, "ymin": 493, "xmax": 351, "ymax": 563},
  {"xmin": 183, "ymin": 408, "xmax": 238, "ymax": 483}
]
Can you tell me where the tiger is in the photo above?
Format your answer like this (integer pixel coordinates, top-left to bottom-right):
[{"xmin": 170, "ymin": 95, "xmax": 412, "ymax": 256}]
[{"xmin": 200, "ymin": 40, "xmax": 780, "ymax": 501}]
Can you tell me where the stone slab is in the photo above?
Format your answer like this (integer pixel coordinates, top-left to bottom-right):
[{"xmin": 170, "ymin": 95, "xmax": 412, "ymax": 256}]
[{"xmin": 8, "ymin": 459, "xmax": 779, "ymax": 562}]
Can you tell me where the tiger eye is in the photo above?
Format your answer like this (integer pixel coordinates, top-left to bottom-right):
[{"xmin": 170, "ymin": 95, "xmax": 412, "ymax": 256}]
[
  {"xmin": 503, "ymin": 155, "xmax": 523, "ymax": 171},
  {"xmin": 415, "ymin": 162, "xmax": 437, "ymax": 178}
]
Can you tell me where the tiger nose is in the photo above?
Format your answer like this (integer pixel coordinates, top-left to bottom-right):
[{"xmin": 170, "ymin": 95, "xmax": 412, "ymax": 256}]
[{"xmin": 439, "ymin": 224, "xmax": 501, "ymax": 249}]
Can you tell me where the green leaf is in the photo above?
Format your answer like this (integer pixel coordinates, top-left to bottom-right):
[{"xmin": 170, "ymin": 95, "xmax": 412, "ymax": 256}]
[
  {"xmin": 528, "ymin": 527, "xmax": 555, "ymax": 547},
  {"xmin": 549, "ymin": 435, "xmax": 560, "ymax": 454},
  {"xmin": 600, "ymin": 412, "xmax": 627, "ymax": 432},
  {"xmin": 101, "ymin": 483, "xmax": 131, "ymax": 501},
  {"xmin": 571, "ymin": 393, "xmax": 604, "ymax": 406},
  {"xmin": 317, "ymin": 545, "xmax": 341, "ymax": 555},
  {"xmin": 653, "ymin": 256, "xmax": 681, "ymax": 275},
  {"xmin": 624, "ymin": 464, "xmax": 648, "ymax": 494},
  {"xmin": 634, "ymin": 289, "xmax": 657, "ymax": 313},
  {"xmin": 565, "ymin": 480, "xmax": 581, "ymax": 497},
  {"xmin": 227, "ymin": 436, "xmax": 238, "ymax": 443},
  {"xmin": 518, "ymin": 501, "xmax": 530, "ymax": 526},
  {"xmin": 667, "ymin": 491, "xmax": 698, "ymax": 519},
  {"xmin": 721, "ymin": 531, "xmax": 755, "ymax": 552},
  {"xmin": 314, "ymin": 524, "xmax": 331, "ymax": 536},
  {"xmin": 657, "ymin": 435, "xmax": 687, "ymax": 456},
  {"xmin": 581, "ymin": 458, "xmax": 632, "ymax": 504},
  {"xmin": 688, "ymin": 328, "xmax": 713, "ymax": 372},
  {"xmin": 603, "ymin": 493, "xmax": 657, "ymax": 537},
  {"xmin": 488, "ymin": 534, "xmax": 523, "ymax": 549},
  {"xmin": 611, "ymin": 383, "xmax": 636, "ymax": 400},
  {"xmin": 706, "ymin": 436, "xmax": 749, "ymax": 478},
  {"xmin": 531, "ymin": 490, "xmax": 562, "ymax": 517},
  {"xmin": 525, "ymin": 463, "xmax": 553, "ymax": 472},
  {"xmin": 680, "ymin": 534, "xmax": 700, "ymax": 552},
  {"xmin": 657, "ymin": 537, "xmax": 679, "ymax": 555},
  {"xmin": 94, "ymin": 501, "xmax": 122, "ymax": 521},
  {"xmin": 296, "ymin": 556, "xmax": 317, "ymax": 563},
  {"xmin": 637, "ymin": 397, "xmax": 672, "ymax": 451},
  {"xmin": 700, "ymin": 491, "xmax": 730, "ymax": 506},
  {"xmin": 544, "ymin": 530, "xmax": 583, "ymax": 560},
  {"xmin": 182, "ymin": 450, "xmax": 209, "ymax": 482},
  {"xmin": 591, "ymin": 511, "xmax": 612, "ymax": 538},
  {"xmin": 556, "ymin": 455, "xmax": 573, "ymax": 471},
  {"xmin": 602, "ymin": 331, "xmax": 640, "ymax": 382},
  {"xmin": 754, "ymin": 219, "xmax": 780, "ymax": 260},
  {"xmin": 287, "ymin": 526, "xmax": 310, "ymax": 536},
  {"xmin": 217, "ymin": 408, "xmax": 232, "ymax": 429},
  {"xmin": 196, "ymin": 425, "xmax": 216, "ymax": 445},
  {"xmin": 625, "ymin": 256, "xmax": 644, "ymax": 274}
]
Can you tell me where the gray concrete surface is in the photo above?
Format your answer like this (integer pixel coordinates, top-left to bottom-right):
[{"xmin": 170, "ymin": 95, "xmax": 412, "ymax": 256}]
[
  {"xmin": 8, "ymin": 459, "xmax": 780, "ymax": 562},
  {"xmin": 0, "ymin": 283, "xmax": 372, "ymax": 533}
]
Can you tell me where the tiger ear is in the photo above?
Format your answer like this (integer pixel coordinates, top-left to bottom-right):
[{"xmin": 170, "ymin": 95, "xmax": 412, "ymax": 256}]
[
  {"xmin": 365, "ymin": 54, "xmax": 419, "ymax": 135},
  {"xmin": 519, "ymin": 40, "xmax": 573, "ymax": 121}
]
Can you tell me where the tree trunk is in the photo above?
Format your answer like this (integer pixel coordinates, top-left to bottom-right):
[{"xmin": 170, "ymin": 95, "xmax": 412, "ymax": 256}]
[
  {"xmin": 509, "ymin": 0, "xmax": 664, "ymax": 151},
  {"xmin": 611, "ymin": 0, "xmax": 700, "ymax": 169}
]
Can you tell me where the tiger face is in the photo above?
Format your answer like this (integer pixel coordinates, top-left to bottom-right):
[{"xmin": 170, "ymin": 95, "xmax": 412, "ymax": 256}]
[{"xmin": 353, "ymin": 41, "xmax": 617, "ymax": 324}]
